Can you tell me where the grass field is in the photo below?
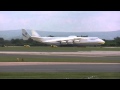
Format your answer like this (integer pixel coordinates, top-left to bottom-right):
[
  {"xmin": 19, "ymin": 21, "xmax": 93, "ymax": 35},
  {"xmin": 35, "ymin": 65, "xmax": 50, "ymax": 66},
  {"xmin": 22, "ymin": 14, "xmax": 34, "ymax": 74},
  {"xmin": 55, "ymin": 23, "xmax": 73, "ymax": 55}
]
[
  {"xmin": 0, "ymin": 46, "xmax": 120, "ymax": 79},
  {"xmin": 0, "ymin": 46, "xmax": 120, "ymax": 52},
  {"xmin": 0, "ymin": 46, "xmax": 120, "ymax": 63},
  {"xmin": 0, "ymin": 72, "xmax": 120, "ymax": 79},
  {"xmin": 0, "ymin": 56, "xmax": 120, "ymax": 63}
]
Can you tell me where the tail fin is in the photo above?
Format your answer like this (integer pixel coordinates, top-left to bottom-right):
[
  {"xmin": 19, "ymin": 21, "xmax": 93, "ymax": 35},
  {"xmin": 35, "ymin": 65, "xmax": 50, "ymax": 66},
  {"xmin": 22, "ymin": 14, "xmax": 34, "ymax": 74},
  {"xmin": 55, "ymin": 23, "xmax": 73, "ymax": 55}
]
[
  {"xmin": 31, "ymin": 30, "xmax": 45, "ymax": 42},
  {"xmin": 22, "ymin": 29, "xmax": 31, "ymax": 40},
  {"xmin": 31, "ymin": 30, "xmax": 40, "ymax": 37}
]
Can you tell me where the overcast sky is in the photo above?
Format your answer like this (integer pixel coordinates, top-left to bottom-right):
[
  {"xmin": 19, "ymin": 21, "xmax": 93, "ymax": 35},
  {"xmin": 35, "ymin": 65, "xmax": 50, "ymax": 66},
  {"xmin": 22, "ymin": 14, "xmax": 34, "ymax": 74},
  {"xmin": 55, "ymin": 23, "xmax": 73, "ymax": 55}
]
[{"xmin": 0, "ymin": 11, "xmax": 120, "ymax": 32}]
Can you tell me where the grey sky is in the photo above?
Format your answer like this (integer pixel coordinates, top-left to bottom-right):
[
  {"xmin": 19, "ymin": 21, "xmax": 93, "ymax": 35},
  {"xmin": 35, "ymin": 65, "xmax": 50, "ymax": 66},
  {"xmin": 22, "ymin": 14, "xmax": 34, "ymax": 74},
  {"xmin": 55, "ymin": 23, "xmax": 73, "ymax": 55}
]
[{"xmin": 0, "ymin": 11, "xmax": 120, "ymax": 32}]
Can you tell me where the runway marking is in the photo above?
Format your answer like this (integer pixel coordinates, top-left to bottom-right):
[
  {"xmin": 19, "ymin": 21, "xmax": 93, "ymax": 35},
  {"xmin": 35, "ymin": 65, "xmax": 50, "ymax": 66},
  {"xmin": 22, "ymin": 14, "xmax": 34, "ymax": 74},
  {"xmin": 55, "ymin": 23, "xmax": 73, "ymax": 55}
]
[
  {"xmin": 0, "ymin": 62, "xmax": 120, "ymax": 66},
  {"xmin": 1, "ymin": 51, "xmax": 120, "ymax": 57}
]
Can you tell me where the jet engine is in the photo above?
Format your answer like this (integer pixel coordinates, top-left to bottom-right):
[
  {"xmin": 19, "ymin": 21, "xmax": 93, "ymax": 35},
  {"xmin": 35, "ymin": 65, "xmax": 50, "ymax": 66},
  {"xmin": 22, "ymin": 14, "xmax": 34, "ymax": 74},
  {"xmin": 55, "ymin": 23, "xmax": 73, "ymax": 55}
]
[
  {"xmin": 67, "ymin": 40, "xmax": 74, "ymax": 44},
  {"xmin": 60, "ymin": 41, "xmax": 67, "ymax": 45},
  {"xmin": 73, "ymin": 40, "xmax": 80, "ymax": 43}
]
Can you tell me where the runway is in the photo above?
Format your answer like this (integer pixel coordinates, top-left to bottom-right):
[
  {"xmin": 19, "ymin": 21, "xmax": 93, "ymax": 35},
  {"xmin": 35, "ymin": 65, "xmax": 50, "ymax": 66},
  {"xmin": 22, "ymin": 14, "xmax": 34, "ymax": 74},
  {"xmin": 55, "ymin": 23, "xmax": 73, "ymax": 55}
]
[
  {"xmin": 1, "ymin": 51, "xmax": 120, "ymax": 57},
  {"xmin": 0, "ymin": 62, "xmax": 120, "ymax": 72},
  {"xmin": 0, "ymin": 51, "xmax": 120, "ymax": 72}
]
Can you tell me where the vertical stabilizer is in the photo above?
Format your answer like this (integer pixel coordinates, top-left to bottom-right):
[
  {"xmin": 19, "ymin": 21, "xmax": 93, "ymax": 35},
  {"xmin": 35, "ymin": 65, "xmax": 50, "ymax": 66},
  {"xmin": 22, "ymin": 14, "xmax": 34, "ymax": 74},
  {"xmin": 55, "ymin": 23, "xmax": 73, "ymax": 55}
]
[
  {"xmin": 31, "ymin": 30, "xmax": 40, "ymax": 37},
  {"xmin": 22, "ymin": 29, "xmax": 31, "ymax": 40}
]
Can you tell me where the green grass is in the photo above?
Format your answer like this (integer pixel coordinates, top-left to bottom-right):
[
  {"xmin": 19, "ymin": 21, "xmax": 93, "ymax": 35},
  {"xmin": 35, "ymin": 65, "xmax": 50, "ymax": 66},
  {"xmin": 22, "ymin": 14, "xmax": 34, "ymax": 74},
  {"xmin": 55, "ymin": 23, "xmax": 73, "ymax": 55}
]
[
  {"xmin": 0, "ymin": 72, "xmax": 120, "ymax": 79},
  {"xmin": 0, "ymin": 56, "xmax": 120, "ymax": 63},
  {"xmin": 0, "ymin": 46, "xmax": 120, "ymax": 79},
  {"xmin": 0, "ymin": 46, "xmax": 120, "ymax": 63},
  {"xmin": 0, "ymin": 46, "xmax": 120, "ymax": 52}
]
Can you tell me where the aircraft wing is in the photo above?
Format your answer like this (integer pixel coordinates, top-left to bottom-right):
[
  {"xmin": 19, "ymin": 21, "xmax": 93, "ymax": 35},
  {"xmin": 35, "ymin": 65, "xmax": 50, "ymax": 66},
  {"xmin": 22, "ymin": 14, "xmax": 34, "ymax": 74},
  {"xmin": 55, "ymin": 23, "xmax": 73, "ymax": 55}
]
[{"xmin": 44, "ymin": 37, "xmax": 82, "ymax": 42}]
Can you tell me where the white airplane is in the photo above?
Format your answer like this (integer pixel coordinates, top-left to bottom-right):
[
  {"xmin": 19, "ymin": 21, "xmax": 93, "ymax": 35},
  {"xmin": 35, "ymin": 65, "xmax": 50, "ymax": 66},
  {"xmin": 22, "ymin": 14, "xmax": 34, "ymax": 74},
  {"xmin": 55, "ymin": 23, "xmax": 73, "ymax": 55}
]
[{"xmin": 22, "ymin": 29, "xmax": 105, "ymax": 46}]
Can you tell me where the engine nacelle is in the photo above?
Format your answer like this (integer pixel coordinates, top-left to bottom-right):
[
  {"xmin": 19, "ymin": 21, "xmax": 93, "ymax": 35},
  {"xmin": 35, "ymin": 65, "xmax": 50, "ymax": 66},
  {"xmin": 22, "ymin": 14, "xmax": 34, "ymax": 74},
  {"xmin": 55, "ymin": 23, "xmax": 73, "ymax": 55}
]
[
  {"xmin": 74, "ymin": 40, "xmax": 80, "ymax": 43},
  {"xmin": 60, "ymin": 41, "xmax": 67, "ymax": 45},
  {"xmin": 67, "ymin": 40, "xmax": 73, "ymax": 44}
]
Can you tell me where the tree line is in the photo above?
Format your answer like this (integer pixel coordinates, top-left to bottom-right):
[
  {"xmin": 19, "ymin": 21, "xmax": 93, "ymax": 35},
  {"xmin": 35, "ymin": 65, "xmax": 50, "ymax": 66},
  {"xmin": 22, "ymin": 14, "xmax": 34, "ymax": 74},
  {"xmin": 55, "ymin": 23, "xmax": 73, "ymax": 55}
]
[
  {"xmin": 0, "ymin": 38, "xmax": 48, "ymax": 47},
  {"xmin": 0, "ymin": 37, "xmax": 120, "ymax": 47},
  {"xmin": 101, "ymin": 37, "xmax": 120, "ymax": 46}
]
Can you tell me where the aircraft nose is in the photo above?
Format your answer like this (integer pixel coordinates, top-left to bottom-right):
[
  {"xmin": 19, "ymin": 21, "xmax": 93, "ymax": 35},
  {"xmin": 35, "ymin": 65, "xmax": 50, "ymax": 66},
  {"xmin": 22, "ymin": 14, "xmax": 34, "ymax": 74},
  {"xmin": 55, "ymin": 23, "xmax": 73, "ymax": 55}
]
[
  {"xmin": 98, "ymin": 40, "xmax": 105, "ymax": 44},
  {"xmin": 100, "ymin": 40, "xmax": 105, "ymax": 44},
  {"xmin": 102, "ymin": 40, "xmax": 105, "ymax": 44}
]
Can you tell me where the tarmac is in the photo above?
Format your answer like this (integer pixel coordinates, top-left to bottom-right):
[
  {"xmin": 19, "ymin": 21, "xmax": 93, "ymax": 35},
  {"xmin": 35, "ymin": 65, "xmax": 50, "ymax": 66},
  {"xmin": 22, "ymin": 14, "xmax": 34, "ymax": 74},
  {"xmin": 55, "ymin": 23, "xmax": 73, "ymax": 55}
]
[
  {"xmin": 0, "ymin": 51, "xmax": 120, "ymax": 57},
  {"xmin": 0, "ymin": 51, "xmax": 120, "ymax": 72}
]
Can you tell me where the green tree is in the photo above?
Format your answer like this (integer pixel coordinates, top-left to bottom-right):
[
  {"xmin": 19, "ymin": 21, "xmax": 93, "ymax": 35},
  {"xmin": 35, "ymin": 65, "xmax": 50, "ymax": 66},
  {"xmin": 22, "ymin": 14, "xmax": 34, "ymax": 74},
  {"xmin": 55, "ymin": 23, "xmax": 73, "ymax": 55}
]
[
  {"xmin": 0, "ymin": 38, "xmax": 4, "ymax": 46},
  {"xmin": 114, "ymin": 37, "xmax": 120, "ymax": 46}
]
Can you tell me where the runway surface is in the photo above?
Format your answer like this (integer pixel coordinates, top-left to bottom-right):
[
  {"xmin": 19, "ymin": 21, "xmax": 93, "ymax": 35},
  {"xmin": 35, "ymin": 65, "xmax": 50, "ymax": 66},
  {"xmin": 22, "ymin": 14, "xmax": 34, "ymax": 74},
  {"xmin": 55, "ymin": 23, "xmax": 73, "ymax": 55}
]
[
  {"xmin": 1, "ymin": 51, "xmax": 120, "ymax": 57},
  {"xmin": 0, "ymin": 62, "xmax": 120, "ymax": 72},
  {"xmin": 0, "ymin": 51, "xmax": 120, "ymax": 72}
]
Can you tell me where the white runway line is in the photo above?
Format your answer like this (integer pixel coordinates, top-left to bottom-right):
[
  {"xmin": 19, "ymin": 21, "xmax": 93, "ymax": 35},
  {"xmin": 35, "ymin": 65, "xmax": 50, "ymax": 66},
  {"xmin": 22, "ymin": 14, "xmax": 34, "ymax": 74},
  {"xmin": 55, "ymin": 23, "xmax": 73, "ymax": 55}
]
[
  {"xmin": 0, "ymin": 51, "xmax": 120, "ymax": 57},
  {"xmin": 0, "ymin": 62, "xmax": 120, "ymax": 66}
]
